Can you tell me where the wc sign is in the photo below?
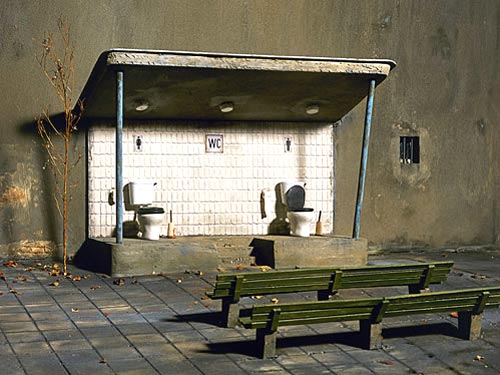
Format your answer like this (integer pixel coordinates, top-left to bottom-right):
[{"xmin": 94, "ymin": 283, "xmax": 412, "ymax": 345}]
[{"xmin": 205, "ymin": 134, "xmax": 224, "ymax": 153}]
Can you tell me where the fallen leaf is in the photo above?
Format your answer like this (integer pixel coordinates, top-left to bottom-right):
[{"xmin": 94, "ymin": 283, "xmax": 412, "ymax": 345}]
[
  {"xmin": 251, "ymin": 295, "xmax": 263, "ymax": 300},
  {"xmin": 3, "ymin": 260, "xmax": 18, "ymax": 268},
  {"xmin": 0, "ymin": 271, "xmax": 3, "ymax": 276},
  {"xmin": 71, "ymin": 308, "xmax": 79, "ymax": 313},
  {"xmin": 379, "ymin": 361, "xmax": 394, "ymax": 366},
  {"xmin": 471, "ymin": 274, "xmax": 487, "ymax": 280},
  {"xmin": 83, "ymin": 274, "xmax": 91, "ymax": 279},
  {"xmin": 131, "ymin": 279, "xmax": 138, "ymax": 285},
  {"xmin": 260, "ymin": 266, "xmax": 271, "ymax": 272},
  {"xmin": 475, "ymin": 355, "xmax": 485, "ymax": 361},
  {"xmin": 113, "ymin": 278, "xmax": 125, "ymax": 286},
  {"xmin": 50, "ymin": 281, "xmax": 60, "ymax": 287},
  {"xmin": 271, "ymin": 298, "xmax": 279, "ymax": 304},
  {"xmin": 24, "ymin": 267, "xmax": 34, "ymax": 272},
  {"xmin": 101, "ymin": 274, "xmax": 110, "ymax": 279},
  {"xmin": 196, "ymin": 271, "xmax": 203, "ymax": 276},
  {"xmin": 450, "ymin": 311, "xmax": 459, "ymax": 318},
  {"xmin": 176, "ymin": 279, "xmax": 183, "ymax": 283},
  {"xmin": 9, "ymin": 289, "xmax": 21, "ymax": 295},
  {"xmin": 90, "ymin": 286, "xmax": 102, "ymax": 290},
  {"xmin": 35, "ymin": 262, "xmax": 42, "ymax": 267},
  {"xmin": 50, "ymin": 269, "xmax": 61, "ymax": 276},
  {"xmin": 104, "ymin": 312, "xmax": 110, "ymax": 317},
  {"xmin": 236, "ymin": 264, "xmax": 243, "ymax": 270},
  {"xmin": 53, "ymin": 264, "xmax": 59, "ymax": 269},
  {"xmin": 72, "ymin": 276, "xmax": 81, "ymax": 281},
  {"xmin": 201, "ymin": 295, "xmax": 210, "ymax": 301},
  {"xmin": 99, "ymin": 358, "xmax": 107, "ymax": 364}
]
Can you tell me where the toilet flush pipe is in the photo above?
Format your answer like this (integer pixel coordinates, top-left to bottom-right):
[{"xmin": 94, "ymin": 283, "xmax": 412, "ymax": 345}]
[
  {"xmin": 116, "ymin": 71, "xmax": 124, "ymax": 244},
  {"xmin": 353, "ymin": 79, "xmax": 376, "ymax": 239}
]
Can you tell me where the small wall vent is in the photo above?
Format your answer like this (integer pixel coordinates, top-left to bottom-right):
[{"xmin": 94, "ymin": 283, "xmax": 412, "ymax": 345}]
[{"xmin": 400, "ymin": 136, "xmax": 420, "ymax": 164}]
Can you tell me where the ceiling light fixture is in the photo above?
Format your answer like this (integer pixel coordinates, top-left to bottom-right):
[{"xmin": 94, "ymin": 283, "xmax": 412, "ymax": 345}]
[
  {"xmin": 305, "ymin": 104, "xmax": 320, "ymax": 115},
  {"xmin": 219, "ymin": 101, "xmax": 234, "ymax": 113},
  {"xmin": 135, "ymin": 102, "xmax": 149, "ymax": 112}
]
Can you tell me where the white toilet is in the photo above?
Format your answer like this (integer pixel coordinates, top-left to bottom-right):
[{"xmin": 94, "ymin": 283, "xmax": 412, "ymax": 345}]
[
  {"xmin": 279, "ymin": 181, "xmax": 315, "ymax": 237},
  {"xmin": 128, "ymin": 181, "xmax": 165, "ymax": 240}
]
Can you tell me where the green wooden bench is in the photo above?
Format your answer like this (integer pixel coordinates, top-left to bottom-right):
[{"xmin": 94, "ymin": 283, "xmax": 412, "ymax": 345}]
[
  {"xmin": 239, "ymin": 286, "xmax": 500, "ymax": 358},
  {"xmin": 207, "ymin": 261, "xmax": 454, "ymax": 327}
]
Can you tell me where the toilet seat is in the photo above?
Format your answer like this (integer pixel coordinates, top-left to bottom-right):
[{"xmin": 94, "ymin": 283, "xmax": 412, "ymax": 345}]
[{"xmin": 138, "ymin": 207, "xmax": 165, "ymax": 215}]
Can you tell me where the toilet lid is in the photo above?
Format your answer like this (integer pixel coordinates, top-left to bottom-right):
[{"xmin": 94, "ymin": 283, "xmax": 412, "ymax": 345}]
[
  {"xmin": 138, "ymin": 207, "xmax": 165, "ymax": 214},
  {"xmin": 285, "ymin": 185, "xmax": 306, "ymax": 211}
]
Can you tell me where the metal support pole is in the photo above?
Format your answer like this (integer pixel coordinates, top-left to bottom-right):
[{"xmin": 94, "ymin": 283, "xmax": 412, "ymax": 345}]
[
  {"xmin": 353, "ymin": 79, "xmax": 376, "ymax": 239},
  {"xmin": 116, "ymin": 71, "xmax": 124, "ymax": 244}
]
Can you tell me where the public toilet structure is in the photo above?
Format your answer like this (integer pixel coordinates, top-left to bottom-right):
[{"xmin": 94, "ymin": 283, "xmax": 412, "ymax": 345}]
[{"xmin": 75, "ymin": 49, "xmax": 395, "ymax": 276}]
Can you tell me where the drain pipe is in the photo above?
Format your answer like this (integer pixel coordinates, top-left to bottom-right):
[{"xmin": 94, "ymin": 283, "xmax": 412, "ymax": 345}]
[
  {"xmin": 353, "ymin": 79, "xmax": 376, "ymax": 239},
  {"xmin": 116, "ymin": 71, "xmax": 124, "ymax": 244}
]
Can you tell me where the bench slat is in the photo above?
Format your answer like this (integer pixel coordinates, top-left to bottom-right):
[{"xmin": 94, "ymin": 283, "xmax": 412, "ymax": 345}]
[
  {"xmin": 209, "ymin": 269, "xmax": 451, "ymax": 298},
  {"xmin": 214, "ymin": 261, "xmax": 454, "ymax": 282}
]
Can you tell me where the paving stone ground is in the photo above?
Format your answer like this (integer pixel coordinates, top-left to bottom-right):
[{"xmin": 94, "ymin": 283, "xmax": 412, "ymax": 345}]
[{"xmin": 1, "ymin": 248, "xmax": 499, "ymax": 374}]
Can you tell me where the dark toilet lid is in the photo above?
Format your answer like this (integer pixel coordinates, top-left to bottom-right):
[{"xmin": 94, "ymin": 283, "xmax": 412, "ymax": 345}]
[
  {"xmin": 138, "ymin": 207, "xmax": 165, "ymax": 215},
  {"xmin": 285, "ymin": 185, "xmax": 306, "ymax": 211}
]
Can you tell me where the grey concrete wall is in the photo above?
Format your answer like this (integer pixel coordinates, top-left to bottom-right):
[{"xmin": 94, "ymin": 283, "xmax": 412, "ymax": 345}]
[{"xmin": 0, "ymin": 0, "xmax": 498, "ymax": 256}]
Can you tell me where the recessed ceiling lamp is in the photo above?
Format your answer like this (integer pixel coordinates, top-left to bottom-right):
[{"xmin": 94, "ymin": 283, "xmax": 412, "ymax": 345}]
[
  {"xmin": 305, "ymin": 104, "xmax": 320, "ymax": 115},
  {"xmin": 135, "ymin": 102, "xmax": 149, "ymax": 112},
  {"xmin": 219, "ymin": 101, "xmax": 234, "ymax": 113}
]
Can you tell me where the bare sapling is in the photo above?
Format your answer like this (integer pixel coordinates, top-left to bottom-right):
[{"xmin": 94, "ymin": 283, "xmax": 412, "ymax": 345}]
[{"xmin": 36, "ymin": 17, "xmax": 83, "ymax": 275}]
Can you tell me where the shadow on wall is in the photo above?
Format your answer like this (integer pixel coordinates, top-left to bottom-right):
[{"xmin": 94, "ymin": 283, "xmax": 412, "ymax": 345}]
[
  {"xmin": 110, "ymin": 183, "xmax": 141, "ymax": 238},
  {"xmin": 267, "ymin": 183, "xmax": 289, "ymax": 235},
  {"xmin": 16, "ymin": 113, "xmax": 73, "ymax": 258}
]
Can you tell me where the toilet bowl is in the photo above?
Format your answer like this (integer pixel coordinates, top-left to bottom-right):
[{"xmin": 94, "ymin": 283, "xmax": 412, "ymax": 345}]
[
  {"xmin": 279, "ymin": 182, "xmax": 315, "ymax": 237},
  {"xmin": 128, "ymin": 181, "xmax": 165, "ymax": 241}
]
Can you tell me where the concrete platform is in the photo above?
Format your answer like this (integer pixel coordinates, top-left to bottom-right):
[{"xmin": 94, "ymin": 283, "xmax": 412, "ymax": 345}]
[
  {"xmin": 1, "ymin": 248, "xmax": 500, "ymax": 374},
  {"xmin": 73, "ymin": 235, "xmax": 367, "ymax": 277}
]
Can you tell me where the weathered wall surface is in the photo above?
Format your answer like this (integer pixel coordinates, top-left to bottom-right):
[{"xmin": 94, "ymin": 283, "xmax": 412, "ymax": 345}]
[{"xmin": 0, "ymin": 0, "xmax": 498, "ymax": 256}]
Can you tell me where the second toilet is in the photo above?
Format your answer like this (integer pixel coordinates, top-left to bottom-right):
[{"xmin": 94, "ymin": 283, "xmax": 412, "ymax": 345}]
[{"xmin": 279, "ymin": 181, "xmax": 315, "ymax": 237}]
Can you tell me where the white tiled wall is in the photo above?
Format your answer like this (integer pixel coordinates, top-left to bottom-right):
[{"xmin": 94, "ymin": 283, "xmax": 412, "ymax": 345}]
[{"xmin": 88, "ymin": 121, "xmax": 334, "ymax": 237}]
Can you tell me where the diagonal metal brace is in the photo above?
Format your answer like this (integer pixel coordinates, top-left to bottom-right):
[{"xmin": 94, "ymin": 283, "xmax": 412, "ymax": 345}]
[
  {"xmin": 372, "ymin": 299, "xmax": 390, "ymax": 324},
  {"xmin": 232, "ymin": 275, "xmax": 244, "ymax": 303},
  {"xmin": 473, "ymin": 291, "xmax": 490, "ymax": 315},
  {"xmin": 419, "ymin": 264, "xmax": 435, "ymax": 290},
  {"xmin": 268, "ymin": 308, "xmax": 281, "ymax": 332},
  {"xmin": 328, "ymin": 270, "xmax": 343, "ymax": 294}
]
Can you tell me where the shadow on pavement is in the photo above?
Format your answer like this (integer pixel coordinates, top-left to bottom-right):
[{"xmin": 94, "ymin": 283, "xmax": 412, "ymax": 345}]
[{"xmin": 202, "ymin": 321, "xmax": 462, "ymax": 358}]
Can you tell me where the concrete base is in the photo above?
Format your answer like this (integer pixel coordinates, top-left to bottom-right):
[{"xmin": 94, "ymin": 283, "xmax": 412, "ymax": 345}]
[
  {"xmin": 251, "ymin": 236, "xmax": 367, "ymax": 269},
  {"xmin": 73, "ymin": 235, "xmax": 368, "ymax": 277}
]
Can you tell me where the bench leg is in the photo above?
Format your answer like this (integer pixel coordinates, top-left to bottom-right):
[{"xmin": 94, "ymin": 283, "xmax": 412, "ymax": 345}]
[
  {"xmin": 221, "ymin": 298, "xmax": 240, "ymax": 328},
  {"xmin": 256, "ymin": 328, "xmax": 277, "ymax": 359},
  {"xmin": 359, "ymin": 319, "xmax": 383, "ymax": 349},
  {"xmin": 408, "ymin": 284, "xmax": 430, "ymax": 294},
  {"xmin": 458, "ymin": 311, "xmax": 483, "ymax": 340},
  {"xmin": 317, "ymin": 290, "xmax": 338, "ymax": 301}
]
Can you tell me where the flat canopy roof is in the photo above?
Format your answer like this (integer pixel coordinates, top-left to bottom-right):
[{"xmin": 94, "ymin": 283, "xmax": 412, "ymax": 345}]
[{"xmin": 77, "ymin": 49, "xmax": 396, "ymax": 122}]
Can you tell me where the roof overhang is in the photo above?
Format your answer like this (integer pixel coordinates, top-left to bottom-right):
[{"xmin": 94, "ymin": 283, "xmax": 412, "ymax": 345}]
[{"xmin": 77, "ymin": 49, "xmax": 396, "ymax": 122}]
